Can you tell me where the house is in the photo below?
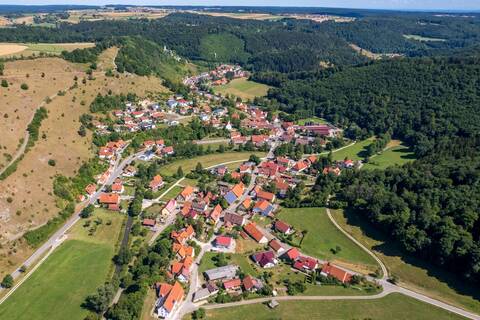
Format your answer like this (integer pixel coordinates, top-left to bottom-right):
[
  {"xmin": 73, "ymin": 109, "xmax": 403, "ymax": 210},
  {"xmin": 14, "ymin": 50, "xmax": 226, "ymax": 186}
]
[
  {"xmin": 111, "ymin": 179, "xmax": 124, "ymax": 194},
  {"xmin": 321, "ymin": 263, "xmax": 352, "ymax": 283},
  {"xmin": 252, "ymin": 200, "xmax": 275, "ymax": 217},
  {"xmin": 269, "ymin": 239, "xmax": 285, "ymax": 254},
  {"xmin": 256, "ymin": 190, "xmax": 276, "ymax": 203},
  {"xmin": 155, "ymin": 281, "xmax": 184, "ymax": 319},
  {"xmin": 208, "ymin": 204, "xmax": 222, "ymax": 224},
  {"xmin": 274, "ymin": 179, "xmax": 290, "ymax": 198},
  {"xmin": 224, "ymin": 182, "xmax": 244, "ymax": 205},
  {"xmin": 223, "ymin": 278, "xmax": 242, "ymax": 291},
  {"xmin": 204, "ymin": 265, "xmax": 239, "ymax": 281},
  {"xmin": 213, "ymin": 236, "xmax": 234, "ymax": 250},
  {"xmin": 243, "ymin": 223, "xmax": 268, "ymax": 244},
  {"xmin": 242, "ymin": 275, "xmax": 262, "ymax": 292},
  {"xmin": 223, "ymin": 212, "xmax": 246, "ymax": 227},
  {"xmin": 172, "ymin": 243, "xmax": 195, "ymax": 260},
  {"xmin": 162, "ymin": 146, "xmax": 175, "ymax": 156},
  {"xmin": 162, "ymin": 199, "xmax": 177, "ymax": 216},
  {"xmin": 239, "ymin": 197, "xmax": 252, "ymax": 211},
  {"xmin": 98, "ymin": 147, "xmax": 114, "ymax": 160},
  {"xmin": 251, "ymin": 134, "xmax": 269, "ymax": 146},
  {"xmin": 293, "ymin": 256, "xmax": 318, "ymax": 272},
  {"xmin": 142, "ymin": 219, "xmax": 156, "ymax": 228},
  {"xmin": 123, "ymin": 165, "xmax": 137, "ymax": 177},
  {"xmin": 291, "ymin": 161, "xmax": 308, "ymax": 174},
  {"xmin": 149, "ymin": 175, "xmax": 164, "ymax": 191},
  {"xmin": 171, "ymin": 225, "xmax": 195, "ymax": 244},
  {"xmin": 252, "ymin": 251, "xmax": 277, "ymax": 268},
  {"xmin": 284, "ymin": 248, "xmax": 300, "ymax": 261},
  {"xmin": 98, "ymin": 193, "xmax": 120, "ymax": 206},
  {"xmin": 274, "ymin": 220, "xmax": 293, "ymax": 235},
  {"xmin": 323, "ymin": 167, "xmax": 341, "ymax": 176},
  {"xmin": 170, "ymin": 256, "xmax": 193, "ymax": 282},
  {"xmin": 193, "ymin": 283, "xmax": 219, "ymax": 302},
  {"xmin": 178, "ymin": 186, "xmax": 194, "ymax": 202},
  {"xmin": 85, "ymin": 184, "xmax": 97, "ymax": 196}
]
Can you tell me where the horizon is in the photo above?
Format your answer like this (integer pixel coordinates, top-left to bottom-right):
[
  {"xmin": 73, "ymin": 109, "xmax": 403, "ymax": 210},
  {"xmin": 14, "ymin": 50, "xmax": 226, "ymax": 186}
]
[{"xmin": 0, "ymin": 1, "xmax": 479, "ymax": 12}]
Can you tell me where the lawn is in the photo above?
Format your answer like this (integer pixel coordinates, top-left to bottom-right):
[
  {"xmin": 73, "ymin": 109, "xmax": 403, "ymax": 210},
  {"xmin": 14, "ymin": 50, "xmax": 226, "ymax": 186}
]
[
  {"xmin": 0, "ymin": 209, "xmax": 124, "ymax": 320},
  {"xmin": 203, "ymin": 293, "xmax": 465, "ymax": 320},
  {"xmin": 277, "ymin": 207, "xmax": 378, "ymax": 273},
  {"xmin": 295, "ymin": 116, "xmax": 328, "ymax": 125},
  {"xmin": 330, "ymin": 138, "xmax": 375, "ymax": 161},
  {"xmin": 159, "ymin": 151, "xmax": 265, "ymax": 176},
  {"xmin": 199, "ymin": 252, "xmax": 260, "ymax": 278},
  {"xmin": 214, "ymin": 78, "xmax": 271, "ymax": 100},
  {"xmin": 362, "ymin": 141, "xmax": 416, "ymax": 170},
  {"xmin": 332, "ymin": 208, "xmax": 480, "ymax": 314},
  {"xmin": 159, "ymin": 185, "xmax": 183, "ymax": 200}
]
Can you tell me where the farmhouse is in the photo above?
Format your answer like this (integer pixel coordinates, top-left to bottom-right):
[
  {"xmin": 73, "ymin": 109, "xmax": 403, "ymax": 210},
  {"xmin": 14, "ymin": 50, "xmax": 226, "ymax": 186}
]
[
  {"xmin": 321, "ymin": 263, "xmax": 353, "ymax": 283},
  {"xmin": 244, "ymin": 222, "xmax": 268, "ymax": 243},
  {"xmin": 204, "ymin": 265, "xmax": 239, "ymax": 281}
]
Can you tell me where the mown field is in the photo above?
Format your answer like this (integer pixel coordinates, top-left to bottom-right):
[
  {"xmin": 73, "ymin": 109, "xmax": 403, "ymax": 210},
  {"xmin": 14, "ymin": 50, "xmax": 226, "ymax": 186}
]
[
  {"xmin": 277, "ymin": 207, "xmax": 379, "ymax": 274},
  {"xmin": 158, "ymin": 151, "xmax": 266, "ymax": 176},
  {"xmin": 363, "ymin": 140, "xmax": 416, "ymax": 170},
  {"xmin": 214, "ymin": 78, "xmax": 270, "ymax": 100},
  {"xmin": 330, "ymin": 137, "xmax": 375, "ymax": 161},
  {"xmin": 202, "ymin": 293, "xmax": 465, "ymax": 320},
  {"xmin": 332, "ymin": 208, "xmax": 480, "ymax": 314},
  {"xmin": 0, "ymin": 209, "xmax": 125, "ymax": 320}
]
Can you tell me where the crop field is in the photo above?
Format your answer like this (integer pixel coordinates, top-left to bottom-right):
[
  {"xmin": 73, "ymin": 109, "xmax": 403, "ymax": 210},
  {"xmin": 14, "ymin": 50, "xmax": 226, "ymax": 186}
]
[
  {"xmin": 0, "ymin": 42, "xmax": 95, "ymax": 58},
  {"xmin": 332, "ymin": 209, "xmax": 480, "ymax": 314},
  {"xmin": 0, "ymin": 54, "xmax": 168, "ymax": 276},
  {"xmin": 0, "ymin": 209, "xmax": 124, "ymax": 320},
  {"xmin": 277, "ymin": 207, "xmax": 379, "ymax": 274},
  {"xmin": 214, "ymin": 78, "xmax": 271, "ymax": 100},
  {"xmin": 203, "ymin": 293, "xmax": 465, "ymax": 320}
]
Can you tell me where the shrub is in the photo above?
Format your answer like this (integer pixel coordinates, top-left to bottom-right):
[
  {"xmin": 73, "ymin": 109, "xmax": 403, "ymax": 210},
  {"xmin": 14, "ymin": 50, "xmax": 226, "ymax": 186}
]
[
  {"xmin": 20, "ymin": 83, "xmax": 29, "ymax": 90},
  {"xmin": 48, "ymin": 159, "xmax": 56, "ymax": 166},
  {"xmin": 1, "ymin": 79, "xmax": 8, "ymax": 87}
]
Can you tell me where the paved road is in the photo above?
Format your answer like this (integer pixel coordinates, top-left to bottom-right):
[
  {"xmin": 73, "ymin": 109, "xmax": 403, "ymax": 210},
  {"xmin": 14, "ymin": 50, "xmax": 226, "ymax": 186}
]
[{"xmin": 0, "ymin": 146, "xmax": 143, "ymax": 297}]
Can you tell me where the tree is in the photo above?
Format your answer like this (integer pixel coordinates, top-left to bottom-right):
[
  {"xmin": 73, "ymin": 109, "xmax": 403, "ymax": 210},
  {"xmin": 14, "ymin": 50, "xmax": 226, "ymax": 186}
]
[
  {"xmin": 176, "ymin": 166, "xmax": 184, "ymax": 178},
  {"xmin": 195, "ymin": 162, "xmax": 204, "ymax": 173},
  {"xmin": 248, "ymin": 154, "xmax": 261, "ymax": 165},
  {"xmin": 192, "ymin": 308, "xmax": 206, "ymax": 319},
  {"xmin": 1, "ymin": 274, "xmax": 13, "ymax": 288},
  {"xmin": 1, "ymin": 79, "xmax": 7, "ymax": 87},
  {"xmin": 80, "ymin": 204, "xmax": 94, "ymax": 218},
  {"xmin": 83, "ymin": 282, "xmax": 116, "ymax": 313},
  {"xmin": 78, "ymin": 125, "xmax": 87, "ymax": 137}
]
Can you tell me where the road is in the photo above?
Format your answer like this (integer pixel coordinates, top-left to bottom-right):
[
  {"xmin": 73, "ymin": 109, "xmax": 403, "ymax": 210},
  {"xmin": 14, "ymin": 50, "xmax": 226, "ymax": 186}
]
[{"xmin": 0, "ymin": 146, "xmax": 144, "ymax": 298}]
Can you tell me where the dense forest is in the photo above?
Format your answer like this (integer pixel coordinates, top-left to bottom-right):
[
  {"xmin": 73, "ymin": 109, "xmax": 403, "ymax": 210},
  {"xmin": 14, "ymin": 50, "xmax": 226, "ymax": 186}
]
[{"xmin": 338, "ymin": 137, "xmax": 480, "ymax": 282}]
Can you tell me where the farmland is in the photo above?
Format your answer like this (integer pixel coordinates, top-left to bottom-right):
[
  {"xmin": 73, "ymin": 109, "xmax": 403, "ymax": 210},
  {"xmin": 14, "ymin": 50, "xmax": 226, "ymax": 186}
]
[
  {"xmin": 213, "ymin": 78, "xmax": 271, "ymax": 100},
  {"xmin": 0, "ymin": 209, "xmax": 125, "ymax": 320},
  {"xmin": 0, "ymin": 54, "xmax": 168, "ymax": 276},
  {"xmin": 203, "ymin": 293, "xmax": 465, "ymax": 320},
  {"xmin": 332, "ymin": 209, "xmax": 480, "ymax": 314},
  {"xmin": 0, "ymin": 42, "xmax": 95, "ymax": 58},
  {"xmin": 277, "ymin": 207, "xmax": 379, "ymax": 274}
]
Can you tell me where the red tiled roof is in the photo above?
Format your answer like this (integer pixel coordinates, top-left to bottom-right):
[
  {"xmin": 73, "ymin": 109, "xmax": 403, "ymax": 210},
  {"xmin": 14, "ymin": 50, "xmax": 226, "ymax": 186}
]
[
  {"xmin": 243, "ymin": 223, "xmax": 265, "ymax": 243},
  {"xmin": 143, "ymin": 219, "xmax": 156, "ymax": 227},
  {"xmin": 321, "ymin": 263, "xmax": 352, "ymax": 283},
  {"xmin": 215, "ymin": 236, "xmax": 232, "ymax": 247},
  {"xmin": 99, "ymin": 193, "xmax": 119, "ymax": 204},
  {"xmin": 285, "ymin": 247, "xmax": 300, "ymax": 260},
  {"xmin": 257, "ymin": 190, "xmax": 275, "ymax": 201},
  {"xmin": 275, "ymin": 220, "xmax": 291, "ymax": 234},
  {"xmin": 269, "ymin": 239, "xmax": 283, "ymax": 252},
  {"xmin": 223, "ymin": 278, "xmax": 242, "ymax": 290}
]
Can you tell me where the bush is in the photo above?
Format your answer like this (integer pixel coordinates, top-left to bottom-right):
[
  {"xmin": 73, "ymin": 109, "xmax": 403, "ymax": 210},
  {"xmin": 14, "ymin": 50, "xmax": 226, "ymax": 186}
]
[
  {"xmin": 1, "ymin": 79, "xmax": 8, "ymax": 87},
  {"xmin": 1, "ymin": 274, "xmax": 13, "ymax": 288},
  {"xmin": 20, "ymin": 83, "xmax": 29, "ymax": 90},
  {"xmin": 48, "ymin": 159, "xmax": 56, "ymax": 166}
]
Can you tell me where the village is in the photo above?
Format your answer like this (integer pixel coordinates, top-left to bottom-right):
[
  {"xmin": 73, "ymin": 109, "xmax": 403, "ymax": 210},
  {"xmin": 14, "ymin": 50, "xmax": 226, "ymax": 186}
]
[{"xmin": 71, "ymin": 65, "xmax": 381, "ymax": 319}]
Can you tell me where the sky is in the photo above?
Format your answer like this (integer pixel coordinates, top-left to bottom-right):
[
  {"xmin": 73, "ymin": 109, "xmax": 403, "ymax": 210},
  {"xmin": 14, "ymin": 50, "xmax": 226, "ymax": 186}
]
[{"xmin": 0, "ymin": 1, "xmax": 479, "ymax": 11}]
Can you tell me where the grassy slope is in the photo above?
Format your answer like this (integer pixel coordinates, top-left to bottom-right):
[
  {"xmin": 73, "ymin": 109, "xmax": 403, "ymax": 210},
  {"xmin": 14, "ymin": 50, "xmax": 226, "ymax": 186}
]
[
  {"xmin": 331, "ymin": 138, "xmax": 375, "ymax": 161},
  {"xmin": 204, "ymin": 293, "xmax": 465, "ymax": 320},
  {"xmin": 332, "ymin": 209, "xmax": 480, "ymax": 314},
  {"xmin": 277, "ymin": 207, "xmax": 378, "ymax": 273},
  {"xmin": 0, "ymin": 209, "xmax": 124, "ymax": 320},
  {"xmin": 214, "ymin": 78, "xmax": 271, "ymax": 100}
]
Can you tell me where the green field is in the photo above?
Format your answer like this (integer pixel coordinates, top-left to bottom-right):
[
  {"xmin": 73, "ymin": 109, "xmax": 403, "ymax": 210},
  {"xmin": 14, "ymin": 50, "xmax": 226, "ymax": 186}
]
[
  {"xmin": 0, "ymin": 209, "xmax": 124, "ymax": 320},
  {"xmin": 295, "ymin": 116, "xmax": 328, "ymax": 125},
  {"xmin": 404, "ymin": 34, "xmax": 446, "ymax": 42},
  {"xmin": 332, "ymin": 208, "xmax": 480, "ymax": 314},
  {"xmin": 277, "ymin": 207, "xmax": 378, "ymax": 273},
  {"xmin": 159, "ymin": 151, "xmax": 265, "ymax": 176},
  {"xmin": 214, "ymin": 78, "xmax": 271, "ymax": 100},
  {"xmin": 159, "ymin": 185, "xmax": 183, "ymax": 200},
  {"xmin": 363, "ymin": 142, "xmax": 416, "ymax": 170},
  {"xmin": 330, "ymin": 138, "xmax": 374, "ymax": 161},
  {"xmin": 203, "ymin": 293, "xmax": 465, "ymax": 320}
]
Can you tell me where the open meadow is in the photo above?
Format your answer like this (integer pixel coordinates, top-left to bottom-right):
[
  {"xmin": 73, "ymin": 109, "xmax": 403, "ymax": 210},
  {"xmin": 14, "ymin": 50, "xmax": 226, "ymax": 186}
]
[
  {"xmin": 213, "ymin": 78, "xmax": 270, "ymax": 101},
  {"xmin": 363, "ymin": 140, "xmax": 416, "ymax": 170},
  {"xmin": 277, "ymin": 207, "xmax": 379, "ymax": 274},
  {"xmin": 0, "ymin": 209, "xmax": 125, "ymax": 320},
  {"xmin": 0, "ymin": 52, "xmax": 168, "ymax": 276},
  {"xmin": 202, "ymin": 293, "xmax": 465, "ymax": 320},
  {"xmin": 332, "ymin": 208, "xmax": 480, "ymax": 314}
]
